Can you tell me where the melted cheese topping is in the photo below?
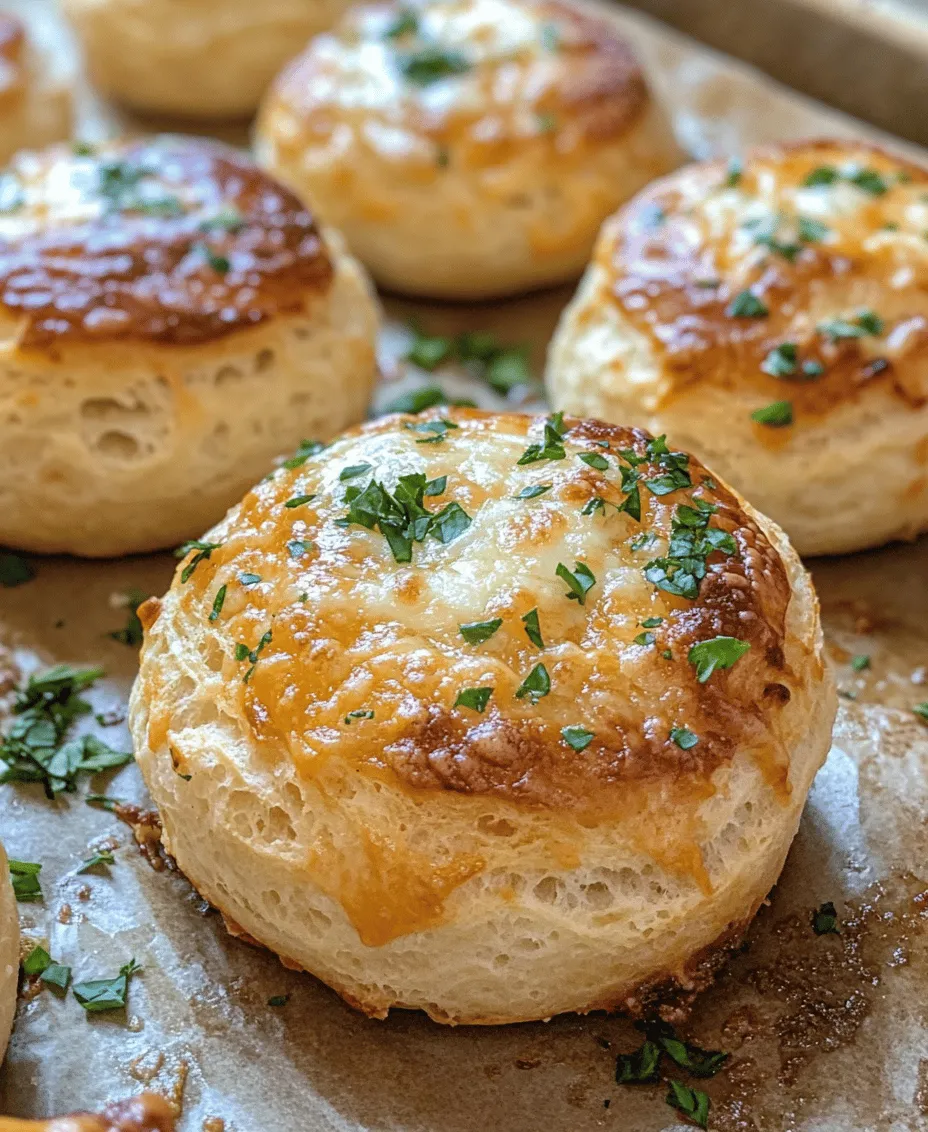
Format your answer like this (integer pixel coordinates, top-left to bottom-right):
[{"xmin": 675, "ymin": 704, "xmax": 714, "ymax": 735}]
[
  {"xmin": 602, "ymin": 140, "xmax": 928, "ymax": 418},
  {"xmin": 164, "ymin": 410, "xmax": 797, "ymax": 815},
  {"xmin": 0, "ymin": 137, "xmax": 332, "ymax": 349},
  {"xmin": 267, "ymin": 0, "xmax": 646, "ymax": 166}
]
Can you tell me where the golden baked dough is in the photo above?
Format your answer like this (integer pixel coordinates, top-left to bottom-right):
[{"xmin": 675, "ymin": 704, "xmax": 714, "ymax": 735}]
[
  {"xmin": 547, "ymin": 139, "xmax": 928, "ymax": 556},
  {"xmin": 61, "ymin": 0, "xmax": 350, "ymax": 120},
  {"xmin": 0, "ymin": 136, "xmax": 379, "ymax": 557},
  {"xmin": 0, "ymin": 1095, "xmax": 174, "ymax": 1132},
  {"xmin": 255, "ymin": 0, "xmax": 682, "ymax": 298},
  {"xmin": 0, "ymin": 839, "xmax": 17, "ymax": 1065},
  {"xmin": 130, "ymin": 408, "xmax": 835, "ymax": 1024},
  {"xmin": 0, "ymin": 14, "xmax": 71, "ymax": 165}
]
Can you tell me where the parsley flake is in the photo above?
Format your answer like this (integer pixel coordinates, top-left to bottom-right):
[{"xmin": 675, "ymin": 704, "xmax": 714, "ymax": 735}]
[
  {"xmin": 384, "ymin": 7, "xmax": 418, "ymax": 37},
  {"xmin": 761, "ymin": 342, "xmax": 799, "ymax": 378},
  {"xmin": 517, "ymin": 413, "xmax": 567, "ymax": 465},
  {"xmin": 400, "ymin": 48, "xmax": 470, "ymax": 85},
  {"xmin": 521, "ymin": 608, "xmax": 544, "ymax": 648},
  {"xmin": 616, "ymin": 1039, "xmax": 661, "ymax": 1084},
  {"xmin": 561, "ymin": 725, "xmax": 594, "ymax": 751},
  {"xmin": 579, "ymin": 451, "xmax": 609, "ymax": 471},
  {"xmin": 108, "ymin": 589, "xmax": 147, "ymax": 646},
  {"xmin": 812, "ymin": 900, "xmax": 840, "ymax": 935},
  {"xmin": 73, "ymin": 958, "xmax": 141, "ymax": 1013},
  {"xmin": 556, "ymin": 561, "xmax": 596, "ymax": 605},
  {"xmin": 209, "ymin": 585, "xmax": 227, "ymax": 622},
  {"xmin": 9, "ymin": 859, "xmax": 42, "ymax": 902},
  {"xmin": 644, "ymin": 501, "xmax": 736, "ymax": 600},
  {"xmin": 282, "ymin": 440, "xmax": 325, "ymax": 470},
  {"xmin": 659, "ymin": 1034, "xmax": 729, "ymax": 1078},
  {"xmin": 817, "ymin": 310, "xmax": 884, "ymax": 341},
  {"xmin": 239, "ymin": 572, "xmax": 262, "ymax": 585},
  {"xmin": 666, "ymin": 1081, "xmax": 710, "ymax": 1129},
  {"xmin": 688, "ymin": 636, "xmax": 751, "ymax": 682},
  {"xmin": 460, "ymin": 619, "xmax": 502, "ymax": 645},
  {"xmin": 851, "ymin": 654, "xmax": 871, "ymax": 672},
  {"xmin": 406, "ymin": 418, "xmax": 459, "ymax": 444},
  {"xmin": 0, "ymin": 551, "xmax": 35, "ymax": 588},
  {"xmin": 514, "ymin": 484, "xmax": 552, "ymax": 500},
  {"xmin": 176, "ymin": 539, "xmax": 222, "ymax": 583},
  {"xmin": 268, "ymin": 993, "xmax": 290, "ymax": 1007},
  {"xmin": 670, "ymin": 726, "xmax": 699, "ymax": 750},
  {"xmin": 455, "ymin": 687, "xmax": 493, "ymax": 713},
  {"xmin": 77, "ymin": 850, "xmax": 115, "ymax": 874},
  {"xmin": 726, "ymin": 290, "xmax": 768, "ymax": 318},
  {"xmin": 285, "ymin": 494, "xmax": 316, "ymax": 509},
  {"xmin": 344, "ymin": 710, "xmax": 375, "ymax": 724},
  {"xmin": 913, "ymin": 702, "xmax": 928, "ymax": 722},
  {"xmin": 515, "ymin": 663, "xmax": 550, "ymax": 702},
  {"xmin": 634, "ymin": 631, "xmax": 655, "ymax": 647},
  {"xmin": 751, "ymin": 400, "xmax": 793, "ymax": 426},
  {"xmin": 384, "ymin": 386, "xmax": 448, "ymax": 414}
]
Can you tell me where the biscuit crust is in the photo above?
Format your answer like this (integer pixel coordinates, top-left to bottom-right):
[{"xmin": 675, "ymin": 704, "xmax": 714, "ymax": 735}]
[
  {"xmin": 547, "ymin": 140, "xmax": 928, "ymax": 555},
  {"xmin": 256, "ymin": 0, "xmax": 682, "ymax": 298},
  {"xmin": 130, "ymin": 410, "xmax": 835, "ymax": 1023}
]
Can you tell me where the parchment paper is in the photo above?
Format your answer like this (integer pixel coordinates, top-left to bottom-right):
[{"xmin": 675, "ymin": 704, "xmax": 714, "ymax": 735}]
[{"xmin": 1, "ymin": 3, "xmax": 927, "ymax": 1130}]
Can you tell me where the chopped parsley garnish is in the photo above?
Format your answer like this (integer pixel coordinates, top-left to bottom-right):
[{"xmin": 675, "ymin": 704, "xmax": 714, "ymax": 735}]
[
  {"xmin": 556, "ymin": 561, "xmax": 596, "ymax": 605},
  {"xmin": 688, "ymin": 636, "xmax": 751, "ymax": 682},
  {"xmin": 9, "ymin": 859, "xmax": 42, "ymax": 902},
  {"xmin": 287, "ymin": 539, "xmax": 312, "ymax": 559},
  {"xmin": 0, "ymin": 551, "xmax": 35, "ymax": 587},
  {"xmin": 268, "ymin": 994, "xmax": 290, "ymax": 1007},
  {"xmin": 616, "ymin": 1039, "xmax": 661, "ymax": 1084},
  {"xmin": 724, "ymin": 157, "xmax": 743, "ymax": 188},
  {"xmin": 209, "ymin": 585, "xmax": 227, "ymax": 622},
  {"xmin": 812, "ymin": 900, "xmax": 840, "ymax": 935},
  {"xmin": 406, "ymin": 418, "xmax": 459, "ymax": 444},
  {"xmin": 561, "ymin": 725, "xmax": 594, "ymax": 751},
  {"xmin": 515, "ymin": 663, "xmax": 550, "ymax": 702},
  {"xmin": 0, "ymin": 665, "xmax": 132, "ymax": 798},
  {"xmin": 340, "ymin": 472, "xmax": 471, "ymax": 561},
  {"xmin": 744, "ymin": 214, "xmax": 800, "ymax": 261},
  {"xmin": 200, "ymin": 206, "xmax": 245, "ymax": 232},
  {"xmin": 803, "ymin": 163, "xmax": 890, "ymax": 195},
  {"xmin": 797, "ymin": 215, "xmax": 829, "ymax": 242},
  {"xmin": 400, "ymin": 48, "xmax": 470, "ymax": 85},
  {"xmin": 618, "ymin": 464, "xmax": 643, "ymax": 520},
  {"xmin": 851, "ymin": 654, "xmax": 871, "ymax": 672},
  {"xmin": 521, "ymin": 608, "xmax": 544, "ymax": 648},
  {"xmin": 578, "ymin": 452, "xmax": 609, "ymax": 471},
  {"xmin": 726, "ymin": 290, "xmax": 768, "ymax": 318},
  {"xmin": 514, "ymin": 484, "xmax": 552, "ymax": 500},
  {"xmin": 176, "ymin": 539, "xmax": 222, "ymax": 583},
  {"xmin": 914, "ymin": 702, "xmax": 928, "ymax": 721},
  {"xmin": 108, "ymin": 589, "xmax": 147, "ymax": 646},
  {"xmin": 344, "ymin": 710, "xmax": 375, "ymax": 724},
  {"xmin": 751, "ymin": 400, "xmax": 793, "ymax": 426},
  {"xmin": 86, "ymin": 794, "xmax": 121, "ymax": 811},
  {"xmin": 384, "ymin": 386, "xmax": 448, "ymax": 414},
  {"xmin": 644, "ymin": 501, "xmax": 736, "ymax": 600},
  {"xmin": 23, "ymin": 946, "xmax": 71, "ymax": 990},
  {"xmin": 73, "ymin": 958, "xmax": 141, "ymax": 1013},
  {"xmin": 460, "ymin": 619, "xmax": 502, "ymax": 645},
  {"xmin": 659, "ymin": 1035, "xmax": 729, "ymax": 1078},
  {"xmin": 403, "ymin": 327, "xmax": 533, "ymax": 394},
  {"xmin": 455, "ymin": 687, "xmax": 493, "ymax": 713},
  {"xmin": 641, "ymin": 435, "xmax": 692, "ymax": 496},
  {"xmin": 194, "ymin": 243, "xmax": 230, "ymax": 273},
  {"xmin": 817, "ymin": 309, "xmax": 884, "ymax": 341},
  {"xmin": 803, "ymin": 165, "xmax": 839, "ymax": 187},
  {"xmin": 670, "ymin": 727, "xmax": 699, "ymax": 750},
  {"xmin": 340, "ymin": 463, "xmax": 373, "ymax": 481},
  {"xmin": 236, "ymin": 631, "xmax": 272, "ymax": 683},
  {"xmin": 425, "ymin": 475, "xmax": 447, "ymax": 496},
  {"xmin": 761, "ymin": 342, "xmax": 798, "ymax": 378},
  {"xmin": 517, "ymin": 412, "xmax": 567, "ymax": 465},
  {"xmin": 484, "ymin": 349, "xmax": 532, "ymax": 394},
  {"xmin": 406, "ymin": 329, "xmax": 454, "ymax": 370},
  {"xmin": 641, "ymin": 616, "xmax": 663, "ymax": 628},
  {"xmin": 384, "ymin": 7, "xmax": 418, "ymax": 37},
  {"xmin": 282, "ymin": 439, "xmax": 325, "ymax": 470},
  {"xmin": 77, "ymin": 850, "xmax": 115, "ymax": 874},
  {"xmin": 285, "ymin": 494, "xmax": 316, "ymax": 509},
  {"xmin": 535, "ymin": 112, "xmax": 557, "ymax": 134},
  {"xmin": 666, "ymin": 1081, "xmax": 710, "ymax": 1129},
  {"xmin": 634, "ymin": 631, "xmax": 655, "ymax": 647},
  {"xmin": 239, "ymin": 572, "xmax": 262, "ymax": 585}
]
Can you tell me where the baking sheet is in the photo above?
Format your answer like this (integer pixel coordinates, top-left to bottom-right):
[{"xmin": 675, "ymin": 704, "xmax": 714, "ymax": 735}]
[{"xmin": 2, "ymin": 2, "xmax": 928, "ymax": 1130}]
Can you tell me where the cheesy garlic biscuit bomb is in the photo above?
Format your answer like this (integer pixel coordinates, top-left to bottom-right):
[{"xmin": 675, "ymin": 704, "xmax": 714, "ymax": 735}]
[
  {"xmin": 61, "ymin": 0, "xmax": 351, "ymax": 120},
  {"xmin": 0, "ymin": 136, "xmax": 379, "ymax": 558},
  {"xmin": 255, "ymin": 0, "xmax": 682, "ymax": 299},
  {"xmin": 547, "ymin": 140, "xmax": 928, "ymax": 556},
  {"xmin": 131, "ymin": 409, "xmax": 835, "ymax": 1025},
  {"xmin": 0, "ymin": 14, "xmax": 71, "ymax": 164},
  {"xmin": 0, "ymin": 840, "xmax": 18, "ymax": 1064}
]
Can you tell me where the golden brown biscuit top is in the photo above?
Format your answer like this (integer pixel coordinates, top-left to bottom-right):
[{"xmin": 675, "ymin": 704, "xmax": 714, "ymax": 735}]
[
  {"xmin": 599, "ymin": 140, "xmax": 928, "ymax": 425},
  {"xmin": 158, "ymin": 410, "xmax": 800, "ymax": 816},
  {"xmin": 0, "ymin": 137, "xmax": 333, "ymax": 350},
  {"xmin": 0, "ymin": 1094, "xmax": 174, "ymax": 1132},
  {"xmin": 266, "ymin": 0, "xmax": 647, "ymax": 164}
]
